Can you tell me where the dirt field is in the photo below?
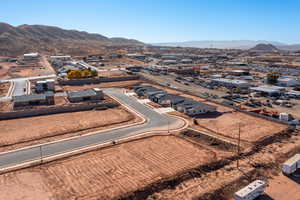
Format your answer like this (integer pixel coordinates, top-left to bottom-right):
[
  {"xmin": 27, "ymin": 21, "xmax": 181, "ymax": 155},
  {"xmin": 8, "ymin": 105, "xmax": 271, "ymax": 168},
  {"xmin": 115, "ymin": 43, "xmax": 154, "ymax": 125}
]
[
  {"xmin": 0, "ymin": 58, "xmax": 54, "ymax": 79},
  {"xmin": 0, "ymin": 82, "xmax": 10, "ymax": 96},
  {"xmin": 0, "ymin": 101, "xmax": 12, "ymax": 112},
  {"xmin": 194, "ymin": 111, "xmax": 288, "ymax": 143},
  {"xmin": 152, "ymin": 133, "xmax": 300, "ymax": 200},
  {"xmin": 265, "ymin": 172, "xmax": 300, "ymax": 200},
  {"xmin": 62, "ymin": 80, "xmax": 142, "ymax": 91},
  {"xmin": 0, "ymin": 135, "xmax": 217, "ymax": 200},
  {"xmin": 0, "ymin": 106, "xmax": 138, "ymax": 152},
  {"xmin": 10, "ymin": 65, "xmax": 52, "ymax": 77},
  {"xmin": 0, "ymin": 62, "xmax": 13, "ymax": 79},
  {"xmin": 100, "ymin": 70, "xmax": 129, "ymax": 77}
]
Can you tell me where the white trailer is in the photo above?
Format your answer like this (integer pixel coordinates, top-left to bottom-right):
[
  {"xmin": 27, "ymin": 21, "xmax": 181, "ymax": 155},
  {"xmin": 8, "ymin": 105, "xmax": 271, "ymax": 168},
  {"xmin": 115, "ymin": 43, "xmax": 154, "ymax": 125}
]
[
  {"xmin": 234, "ymin": 180, "xmax": 267, "ymax": 200},
  {"xmin": 282, "ymin": 154, "xmax": 300, "ymax": 175}
]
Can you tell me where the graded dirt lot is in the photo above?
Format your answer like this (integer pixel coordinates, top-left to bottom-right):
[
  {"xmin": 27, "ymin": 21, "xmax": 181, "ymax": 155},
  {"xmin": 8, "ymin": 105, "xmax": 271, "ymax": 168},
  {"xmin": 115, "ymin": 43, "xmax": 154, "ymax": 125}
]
[
  {"xmin": 0, "ymin": 106, "xmax": 138, "ymax": 152},
  {"xmin": 0, "ymin": 82, "xmax": 10, "ymax": 96},
  {"xmin": 100, "ymin": 70, "xmax": 129, "ymax": 77},
  {"xmin": 0, "ymin": 135, "xmax": 217, "ymax": 200},
  {"xmin": 0, "ymin": 58, "xmax": 54, "ymax": 79},
  {"xmin": 0, "ymin": 62, "xmax": 13, "ymax": 79},
  {"xmin": 265, "ymin": 172, "xmax": 300, "ymax": 200},
  {"xmin": 152, "ymin": 133, "xmax": 300, "ymax": 200},
  {"xmin": 194, "ymin": 111, "xmax": 288, "ymax": 143},
  {"xmin": 62, "ymin": 80, "xmax": 142, "ymax": 91},
  {"xmin": 0, "ymin": 101, "xmax": 12, "ymax": 112}
]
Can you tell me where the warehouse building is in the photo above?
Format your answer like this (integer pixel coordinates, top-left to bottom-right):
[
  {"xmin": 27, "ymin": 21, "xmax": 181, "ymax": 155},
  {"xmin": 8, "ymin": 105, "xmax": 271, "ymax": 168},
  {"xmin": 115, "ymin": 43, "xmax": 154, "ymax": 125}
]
[
  {"xmin": 126, "ymin": 54, "xmax": 146, "ymax": 60},
  {"xmin": 23, "ymin": 52, "xmax": 39, "ymax": 60},
  {"xmin": 67, "ymin": 88, "xmax": 104, "ymax": 103},
  {"xmin": 276, "ymin": 76, "xmax": 300, "ymax": 87},
  {"xmin": 250, "ymin": 85, "xmax": 285, "ymax": 97},
  {"xmin": 211, "ymin": 78, "xmax": 250, "ymax": 89},
  {"xmin": 226, "ymin": 70, "xmax": 250, "ymax": 76},
  {"xmin": 180, "ymin": 58, "xmax": 193, "ymax": 64},
  {"xmin": 162, "ymin": 60, "xmax": 178, "ymax": 65},
  {"xmin": 50, "ymin": 55, "xmax": 71, "ymax": 61}
]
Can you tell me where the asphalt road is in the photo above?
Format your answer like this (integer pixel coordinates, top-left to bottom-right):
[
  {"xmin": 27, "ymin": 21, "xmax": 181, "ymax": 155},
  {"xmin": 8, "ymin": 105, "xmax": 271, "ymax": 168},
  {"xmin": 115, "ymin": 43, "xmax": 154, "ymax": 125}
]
[
  {"xmin": 0, "ymin": 88, "xmax": 184, "ymax": 169},
  {"xmin": 0, "ymin": 74, "xmax": 56, "ymax": 83},
  {"xmin": 140, "ymin": 71, "xmax": 227, "ymax": 98}
]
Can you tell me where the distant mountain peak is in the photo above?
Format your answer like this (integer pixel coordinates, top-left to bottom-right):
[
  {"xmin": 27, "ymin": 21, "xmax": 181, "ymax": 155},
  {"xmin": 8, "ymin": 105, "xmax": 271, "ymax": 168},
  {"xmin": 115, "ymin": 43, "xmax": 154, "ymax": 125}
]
[{"xmin": 249, "ymin": 43, "xmax": 278, "ymax": 52}]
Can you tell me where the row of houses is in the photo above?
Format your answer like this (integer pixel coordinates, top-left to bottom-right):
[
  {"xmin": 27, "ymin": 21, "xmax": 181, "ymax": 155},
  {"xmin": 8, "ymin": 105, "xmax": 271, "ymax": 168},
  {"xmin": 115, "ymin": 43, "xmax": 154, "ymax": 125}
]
[{"xmin": 133, "ymin": 85, "xmax": 217, "ymax": 116}]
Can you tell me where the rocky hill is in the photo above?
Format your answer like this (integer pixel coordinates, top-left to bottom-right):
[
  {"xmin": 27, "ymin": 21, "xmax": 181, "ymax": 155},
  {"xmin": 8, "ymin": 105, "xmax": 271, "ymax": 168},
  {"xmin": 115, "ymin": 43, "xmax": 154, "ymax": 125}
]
[
  {"xmin": 0, "ymin": 22, "xmax": 143, "ymax": 56},
  {"xmin": 249, "ymin": 43, "xmax": 279, "ymax": 52}
]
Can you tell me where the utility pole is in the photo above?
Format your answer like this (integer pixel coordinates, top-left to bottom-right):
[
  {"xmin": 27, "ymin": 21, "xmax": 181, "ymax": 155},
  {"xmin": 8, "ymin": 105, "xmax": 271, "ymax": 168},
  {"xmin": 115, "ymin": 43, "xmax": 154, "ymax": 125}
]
[
  {"xmin": 236, "ymin": 122, "xmax": 251, "ymax": 181},
  {"xmin": 237, "ymin": 122, "xmax": 241, "ymax": 169}
]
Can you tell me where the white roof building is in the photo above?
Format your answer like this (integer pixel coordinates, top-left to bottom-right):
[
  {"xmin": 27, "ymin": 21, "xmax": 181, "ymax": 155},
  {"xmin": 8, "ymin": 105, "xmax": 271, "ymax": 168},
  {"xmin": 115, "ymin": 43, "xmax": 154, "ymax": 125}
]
[
  {"xmin": 24, "ymin": 52, "xmax": 39, "ymax": 59},
  {"xmin": 212, "ymin": 78, "xmax": 250, "ymax": 88},
  {"xmin": 277, "ymin": 76, "xmax": 300, "ymax": 87},
  {"xmin": 235, "ymin": 180, "xmax": 266, "ymax": 200}
]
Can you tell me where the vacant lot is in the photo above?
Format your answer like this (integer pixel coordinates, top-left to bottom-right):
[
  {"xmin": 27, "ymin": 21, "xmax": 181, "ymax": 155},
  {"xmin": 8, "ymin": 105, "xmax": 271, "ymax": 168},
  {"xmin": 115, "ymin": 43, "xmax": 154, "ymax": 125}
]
[
  {"xmin": 265, "ymin": 172, "xmax": 300, "ymax": 200},
  {"xmin": 100, "ymin": 70, "xmax": 129, "ymax": 77},
  {"xmin": 62, "ymin": 80, "xmax": 142, "ymax": 91},
  {"xmin": 0, "ymin": 136, "xmax": 216, "ymax": 200},
  {"xmin": 0, "ymin": 107, "xmax": 137, "ymax": 151},
  {"xmin": 0, "ymin": 82, "xmax": 10, "ymax": 96},
  {"xmin": 153, "ymin": 134, "xmax": 300, "ymax": 200},
  {"xmin": 194, "ymin": 111, "xmax": 288, "ymax": 143},
  {"xmin": 0, "ymin": 63, "xmax": 11, "ymax": 79}
]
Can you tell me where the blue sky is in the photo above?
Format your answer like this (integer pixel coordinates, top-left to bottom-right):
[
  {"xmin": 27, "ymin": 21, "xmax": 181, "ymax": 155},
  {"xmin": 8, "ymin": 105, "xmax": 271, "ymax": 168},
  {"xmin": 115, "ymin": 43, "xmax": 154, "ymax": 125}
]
[{"xmin": 1, "ymin": 0, "xmax": 299, "ymax": 44}]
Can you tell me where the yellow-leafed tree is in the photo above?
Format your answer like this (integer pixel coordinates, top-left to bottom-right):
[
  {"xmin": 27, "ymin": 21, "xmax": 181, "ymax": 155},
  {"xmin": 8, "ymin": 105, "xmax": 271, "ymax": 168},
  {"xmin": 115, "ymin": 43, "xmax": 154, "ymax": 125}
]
[
  {"xmin": 67, "ymin": 70, "xmax": 82, "ymax": 79},
  {"xmin": 67, "ymin": 69, "xmax": 97, "ymax": 79}
]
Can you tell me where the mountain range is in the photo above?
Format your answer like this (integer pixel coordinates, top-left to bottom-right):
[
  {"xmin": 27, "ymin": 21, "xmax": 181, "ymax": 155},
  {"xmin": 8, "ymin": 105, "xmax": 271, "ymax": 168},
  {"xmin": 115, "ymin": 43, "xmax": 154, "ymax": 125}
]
[
  {"xmin": 152, "ymin": 40, "xmax": 300, "ymax": 51},
  {"xmin": 1, "ymin": 22, "xmax": 300, "ymax": 56},
  {"xmin": 0, "ymin": 22, "xmax": 143, "ymax": 56}
]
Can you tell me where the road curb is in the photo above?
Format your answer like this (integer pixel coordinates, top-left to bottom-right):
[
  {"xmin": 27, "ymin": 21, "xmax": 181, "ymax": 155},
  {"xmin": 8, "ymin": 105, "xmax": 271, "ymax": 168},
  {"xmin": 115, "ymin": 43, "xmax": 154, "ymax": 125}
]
[
  {"xmin": 6, "ymin": 81, "xmax": 15, "ymax": 97},
  {"xmin": 0, "ymin": 114, "xmax": 188, "ymax": 175}
]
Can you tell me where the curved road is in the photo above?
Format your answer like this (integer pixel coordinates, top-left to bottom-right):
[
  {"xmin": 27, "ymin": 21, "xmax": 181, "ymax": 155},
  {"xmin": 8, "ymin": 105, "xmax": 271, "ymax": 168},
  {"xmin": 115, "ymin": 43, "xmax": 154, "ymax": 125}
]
[{"xmin": 0, "ymin": 88, "xmax": 185, "ymax": 169}]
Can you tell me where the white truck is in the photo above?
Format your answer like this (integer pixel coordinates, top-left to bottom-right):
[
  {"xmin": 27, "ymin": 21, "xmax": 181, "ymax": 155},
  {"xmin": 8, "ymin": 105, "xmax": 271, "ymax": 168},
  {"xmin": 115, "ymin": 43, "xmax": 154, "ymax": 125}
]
[
  {"xmin": 234, "ymin": 180, "xmax": 267, "ymax": 200},
  {"xmin": 282, "ymin": 154, "xmax": 300, "ymax": 175}
]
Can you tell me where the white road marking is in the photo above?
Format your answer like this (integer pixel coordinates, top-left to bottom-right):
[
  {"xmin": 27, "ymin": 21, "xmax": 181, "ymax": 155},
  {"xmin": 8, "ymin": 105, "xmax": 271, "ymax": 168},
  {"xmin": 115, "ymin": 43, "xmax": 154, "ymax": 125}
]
[{"xmin": 154, "ymin": 107, "xmax": 175, "ymax": 114}]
